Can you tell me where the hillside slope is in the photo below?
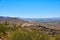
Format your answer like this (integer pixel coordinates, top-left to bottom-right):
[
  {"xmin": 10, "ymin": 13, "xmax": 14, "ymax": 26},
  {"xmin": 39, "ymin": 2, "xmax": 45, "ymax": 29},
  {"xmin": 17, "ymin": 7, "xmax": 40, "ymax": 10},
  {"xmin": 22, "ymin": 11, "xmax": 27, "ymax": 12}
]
[{"xmin": 0, "ymin": 16, "xmax": 60, "ymax": 31}]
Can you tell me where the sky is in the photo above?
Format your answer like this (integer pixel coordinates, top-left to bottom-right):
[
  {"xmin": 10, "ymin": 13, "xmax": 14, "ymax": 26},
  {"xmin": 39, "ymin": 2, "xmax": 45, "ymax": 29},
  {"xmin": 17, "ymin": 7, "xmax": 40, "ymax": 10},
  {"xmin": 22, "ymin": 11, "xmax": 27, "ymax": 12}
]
[{"xmin": 0, "ymin": 0, "xmax": 60, "ymax": 18}]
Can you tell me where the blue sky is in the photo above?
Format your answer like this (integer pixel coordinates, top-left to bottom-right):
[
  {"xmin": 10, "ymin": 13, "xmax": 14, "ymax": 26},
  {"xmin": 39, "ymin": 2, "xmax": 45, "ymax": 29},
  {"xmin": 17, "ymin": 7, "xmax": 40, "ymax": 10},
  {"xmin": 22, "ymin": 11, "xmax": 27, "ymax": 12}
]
[{"xmin": 0, "ymin": 0, "xmax": 60, "ymax": 18}]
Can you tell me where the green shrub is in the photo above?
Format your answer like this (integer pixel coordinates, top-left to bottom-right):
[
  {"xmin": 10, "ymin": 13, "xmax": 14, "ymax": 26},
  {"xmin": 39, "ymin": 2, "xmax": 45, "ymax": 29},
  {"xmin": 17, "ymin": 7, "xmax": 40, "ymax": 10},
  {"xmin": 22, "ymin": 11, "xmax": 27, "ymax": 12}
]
[{"xmin": 10, "ymin": 28, "xmax": 56, "ymax": 40}]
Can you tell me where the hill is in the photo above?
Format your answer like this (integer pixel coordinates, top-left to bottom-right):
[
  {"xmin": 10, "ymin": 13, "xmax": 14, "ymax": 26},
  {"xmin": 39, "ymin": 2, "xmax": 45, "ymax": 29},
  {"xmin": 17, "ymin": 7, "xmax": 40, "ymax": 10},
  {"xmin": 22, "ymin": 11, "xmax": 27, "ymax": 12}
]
[
  {"xmin": 0, "ymin": 16, "xmax": 60, "ymax": 31},
  {"xmin": 22, "ymin": 17, "xmax": 60, "ymax": 30}
]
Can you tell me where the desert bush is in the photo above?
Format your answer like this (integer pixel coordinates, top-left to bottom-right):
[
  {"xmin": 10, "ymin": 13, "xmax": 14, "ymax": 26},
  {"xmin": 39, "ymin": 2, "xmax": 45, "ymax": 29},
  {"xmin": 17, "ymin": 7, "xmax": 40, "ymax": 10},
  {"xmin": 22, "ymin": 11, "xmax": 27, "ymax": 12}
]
[
  {"xmin": 10, "ymin": 28, "xmax": 56, "ymax": 40},
  {"xmin": 55, "ymin": 34, "xmax": 60, "ymax": 40}
]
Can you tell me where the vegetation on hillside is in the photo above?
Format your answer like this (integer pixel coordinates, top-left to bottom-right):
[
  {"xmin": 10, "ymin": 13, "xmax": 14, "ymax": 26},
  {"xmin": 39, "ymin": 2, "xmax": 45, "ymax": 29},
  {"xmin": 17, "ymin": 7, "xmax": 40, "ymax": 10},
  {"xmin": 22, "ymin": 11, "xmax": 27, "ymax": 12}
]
[{"xmin": 0, "ymin": 22, "xmax": 60, "ymax": 40}]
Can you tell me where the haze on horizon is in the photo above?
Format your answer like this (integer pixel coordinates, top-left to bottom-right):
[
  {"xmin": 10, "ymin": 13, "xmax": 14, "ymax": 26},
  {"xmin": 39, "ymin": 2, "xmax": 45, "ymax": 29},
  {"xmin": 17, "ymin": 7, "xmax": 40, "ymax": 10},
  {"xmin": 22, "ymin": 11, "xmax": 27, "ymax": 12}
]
[{"xmin": 0, "ymin": 0, "xmax": 60, "ymax": 18}]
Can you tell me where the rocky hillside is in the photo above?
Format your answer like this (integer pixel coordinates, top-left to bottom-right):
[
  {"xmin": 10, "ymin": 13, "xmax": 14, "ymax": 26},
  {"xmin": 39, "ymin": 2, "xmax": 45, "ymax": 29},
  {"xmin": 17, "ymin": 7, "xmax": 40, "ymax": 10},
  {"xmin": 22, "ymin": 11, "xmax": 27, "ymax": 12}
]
[
  {"xmin": 22, "ymin": 18, "xmax": 60, "ymax": 30},
  {"xmin": 0, "ymin": 16, "xmax": 60, "ymax": 34}
]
